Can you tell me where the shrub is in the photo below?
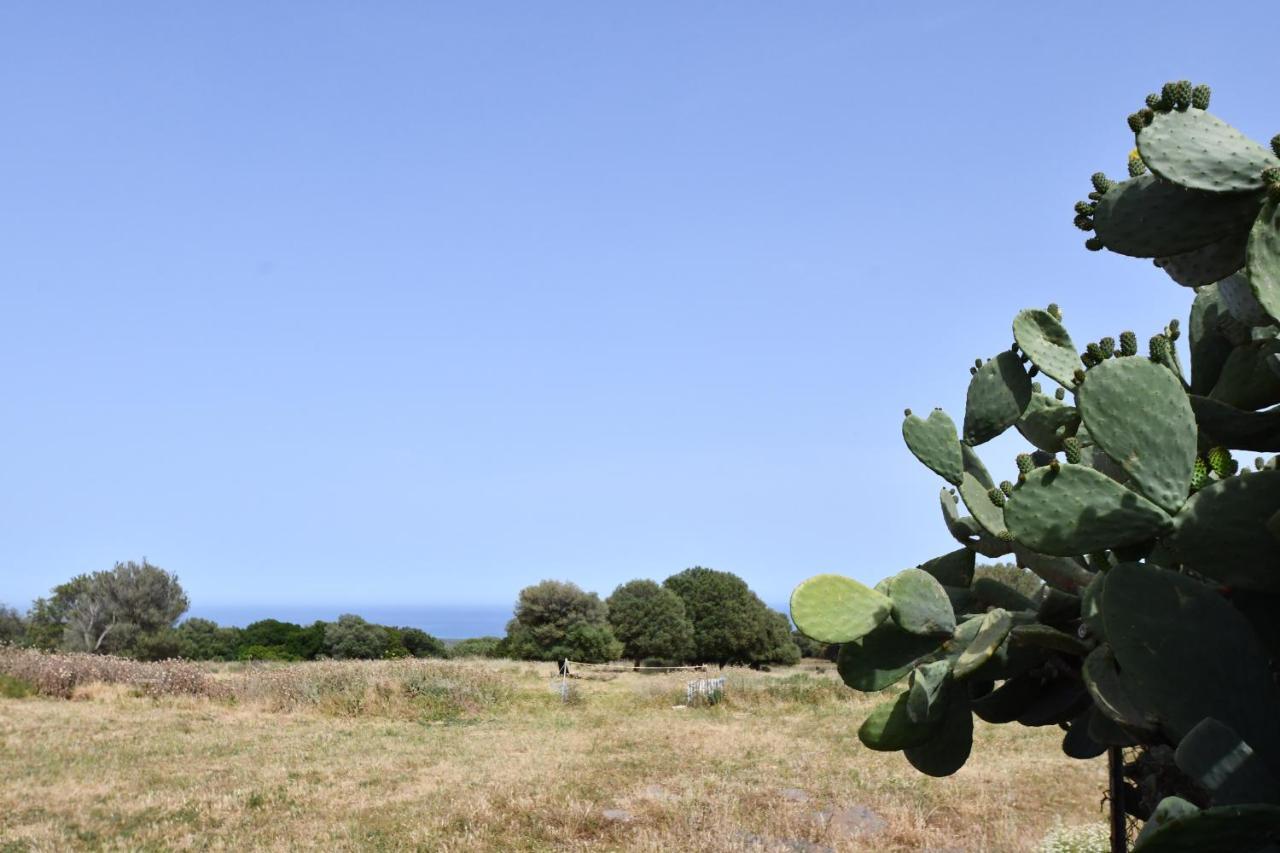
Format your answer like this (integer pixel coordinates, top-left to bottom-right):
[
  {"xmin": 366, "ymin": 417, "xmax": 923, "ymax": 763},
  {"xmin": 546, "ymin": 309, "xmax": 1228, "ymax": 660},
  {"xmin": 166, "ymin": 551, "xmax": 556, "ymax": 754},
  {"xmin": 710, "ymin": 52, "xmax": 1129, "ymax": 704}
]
[
  {"xmin": 450, "ymin": 636, "xmax": 504, "ymax": 658},
  {"xmin": 324, "ymin": 614, "xmax": 389, "ymax": 660}
]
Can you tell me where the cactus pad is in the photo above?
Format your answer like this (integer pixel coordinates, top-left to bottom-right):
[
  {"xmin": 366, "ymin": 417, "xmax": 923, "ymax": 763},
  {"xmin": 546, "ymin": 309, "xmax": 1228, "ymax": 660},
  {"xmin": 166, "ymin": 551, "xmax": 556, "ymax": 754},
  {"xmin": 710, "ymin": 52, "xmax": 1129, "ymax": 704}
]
[
  {"xmin": 1130, "ymin": 801, "xmax": 1280, "ymax": 852},
  {"xmin": 1247, "ymin": 197, "xmax": 1280, "ymax": 320},
  {"xmin": 1189, "ymin": 395, "xmax": 1280, "ymax": 452},
  {"xmin": 958, "ymin": 472, "xmax": 1007, "ymax": 539},
  {"xmin": 790, "ymin": 574, "xmax": 891, "ymax": 644},
  {"xmin": 916, "ymin": 548, "xmax": 975, "ymax": 587},
  {"xmin": 1174, "ymin": 718, "xmax": 1280, "ymax": 806},
  {"xmin": 1016, "ymin": 392, "xmax": 1082, "ymax": 453},
  {"xmin": 902, "ymin": 408, "xmax": 965, "ymax": 486},
  {"xmin": 1154, "ymin": 231, "xmax": 1248, "ymax": 287},
  {"xmin": 1082, "ymin": 644, "xmax": 1156, "ymax": 733},
  {"xmin": 1188, "ymin": 285, "xmax": 1237, "ymax": 395},
  {"xmin": 904, "ymin": 693, "xmax": 973, "ymax": 777},
  {"xmin": 858, "ymin": 692, "xmax": 940, "ymax": 751},
  {"xmin": 952, "ymin": 608, "xmax": 1013, "ymax": 679},
  {"xmin": 835, "ymin": 622, "xmax": 944, "ymax": 692},
  {"xmin": 906, "ymin": 659, "xmax": 952, "ymax": 725},
  {"xmin": 1091, "ymin": 173, "xmax": 1262, "ymax": 258},
  {"xmin": 1004, "ymin": 465, "xmax": 1172, "ymax": 556},
  {"xmin": 1102, "ymin": 562, "xmax": 1280, "ymax": 760},
  {"xmin": 1076, "ymin": 356, "xmax": 1198, "ymax": 514},
  {"xmin": 962, "ymin": 351, "xmax": 1032, "ymax": 445},
  {"xmin": 1012, "ymin": 308, "xmax": 1081, "ymax": 388},
  {"xmin": 1218, "ymin": 271, "xmax": 1274, "ymax": 327},
  {"xmin": 1167, "ymin": 470, "xmax": 1280, "ymax": 591},
  {"xmin": 1137, "ymin": 108, "xmax": 1280, "ymax": 193},
  {"xmin": 884, "ymin": 568, "xmax": 957, "ymax": 638}
]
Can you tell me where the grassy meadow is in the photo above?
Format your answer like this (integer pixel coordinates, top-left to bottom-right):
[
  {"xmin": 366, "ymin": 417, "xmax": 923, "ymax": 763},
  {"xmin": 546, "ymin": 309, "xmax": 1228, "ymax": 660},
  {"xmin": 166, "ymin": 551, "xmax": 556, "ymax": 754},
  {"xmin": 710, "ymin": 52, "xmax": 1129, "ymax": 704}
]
[{"xmin": 0, "ymin": 651, "xmax": 1108, "ymax": 852}]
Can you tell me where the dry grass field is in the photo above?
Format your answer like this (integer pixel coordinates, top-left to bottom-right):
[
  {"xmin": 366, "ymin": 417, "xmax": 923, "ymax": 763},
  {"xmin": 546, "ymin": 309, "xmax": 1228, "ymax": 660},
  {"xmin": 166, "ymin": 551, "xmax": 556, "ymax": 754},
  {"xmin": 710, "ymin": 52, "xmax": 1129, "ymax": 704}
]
[{"xmin": 0, "ymin": 653, "xmax": 1108, "ymax": 852}]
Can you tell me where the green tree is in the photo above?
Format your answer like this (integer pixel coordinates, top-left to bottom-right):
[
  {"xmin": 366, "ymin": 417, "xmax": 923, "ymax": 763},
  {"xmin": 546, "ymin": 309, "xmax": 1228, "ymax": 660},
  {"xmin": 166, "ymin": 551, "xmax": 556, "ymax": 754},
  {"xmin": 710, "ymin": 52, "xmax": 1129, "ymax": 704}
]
[
  {"xmin": 0, "ymin": 604, "xmax": 26, "ymax": 645},
  {"xmin": 59, "ymin": 560, "xmax": 189, "ymax": 654},
  {"xmin": 237, "ymin": 619, "xmax": 324, "ymax": 660},
  {"xmin": 751, "ymin": 609, "xmax": 801, "ymax": 668},
  {"xmin": 174, "ymin": 618, "xmax": 242, "ymax": 660},
  {"xmin": 395, "ymin": 627, "xmax": 447, "ymax": 658},
  {"xmin": 555, "ymin": 623, "xmax": 624, "ymax": 663},
  {"xmin": 449, "ymin": 636, "xmax": 503, "ymax": 658},
  {"xmin": 606, "ymin": 580, "xmax": 695, "ymax": 666},
  {"xmin": 663, "ymin": 567, "xmax": 773, "ymax": 666},
  {"xmin": 323, "ymin": 614, "xmax": 389, "ymax": 659},
  {"xmin": 503, "ymin": 580, "xmax": 613, "ymax": 661}
]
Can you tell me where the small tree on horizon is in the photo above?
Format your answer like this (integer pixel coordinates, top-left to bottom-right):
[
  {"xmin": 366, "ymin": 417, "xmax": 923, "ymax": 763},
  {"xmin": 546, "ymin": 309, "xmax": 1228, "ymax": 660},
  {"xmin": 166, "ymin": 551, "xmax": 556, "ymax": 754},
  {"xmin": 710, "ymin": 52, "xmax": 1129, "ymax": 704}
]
[
  {"xmin": 606, "ymin": 580, "xmax": 695, "ymax": 666},
  {"xmin": 503, "ymin": 580, "xmax": 617, "ymax": 662}
]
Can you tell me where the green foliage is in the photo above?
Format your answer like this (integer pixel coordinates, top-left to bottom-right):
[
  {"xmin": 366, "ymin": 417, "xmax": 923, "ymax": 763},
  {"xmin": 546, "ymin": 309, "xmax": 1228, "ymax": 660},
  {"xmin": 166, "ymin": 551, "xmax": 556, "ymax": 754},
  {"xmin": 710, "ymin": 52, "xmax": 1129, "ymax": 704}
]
[
  {"xmin": 792, "ymin": 83, "xmax": 1280, "ymax": 848},
  {"xmin": 0, "ymin": 673, "xmax": 34, "ymax": 698},
  {"xmin": 0, "ymin": 605, "xmax": 26, "ymax": 645},
  {"xmin": 664, "ymin": 567, "xmax": 779, "ymax": 666},
  {"xmin": 324, "ymin": 614, "xmax": 390, "ymax": 660},
  {"xmin": 449, "ymin": 636, "xmax": 504, "ymax": 658},
  {"xmin": 605, "ymin": 580, "xmax": 695, "ymax": 665},
  {"xmin": 46, "ymin": 560, "xmax": 189, "ymax": 655},
  {"xmin": 553, "ymin": 622, "xmax": 623, "ymax": 664},
  {"xmin": 174, "ymin": 618, "xmax": 242, "ymax": 661},
  {"xmin": 393, "ymin": 627, "xmax": 447, "ymax": 659},
  {"xmin": 503, "ymin": 580, "xmax": 614, "ymax": 662},
  {"xmin": 238, "ymin": 619, "xmax": 325, "ymax": 661}
]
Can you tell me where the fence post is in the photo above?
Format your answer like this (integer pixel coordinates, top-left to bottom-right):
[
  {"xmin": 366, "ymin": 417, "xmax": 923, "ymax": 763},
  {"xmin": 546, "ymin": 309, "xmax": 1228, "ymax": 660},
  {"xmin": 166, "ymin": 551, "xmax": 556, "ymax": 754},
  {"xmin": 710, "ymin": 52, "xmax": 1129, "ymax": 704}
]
[{"xmin": 1109, "ymin": 747, "xmax": 1127, "ymax": 852}]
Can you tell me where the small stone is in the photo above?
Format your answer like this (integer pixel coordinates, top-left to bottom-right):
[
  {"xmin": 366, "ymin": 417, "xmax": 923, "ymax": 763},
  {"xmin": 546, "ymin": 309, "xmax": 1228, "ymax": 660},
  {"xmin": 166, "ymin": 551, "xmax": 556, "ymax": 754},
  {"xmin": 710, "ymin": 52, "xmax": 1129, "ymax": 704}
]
[
  {"xmin": 602, "ymin": 808, "xmax": 633, "ymax": 822},
  {"xmin": 815, "ymin": 805, "xmax": 887, "ymax": 838}
]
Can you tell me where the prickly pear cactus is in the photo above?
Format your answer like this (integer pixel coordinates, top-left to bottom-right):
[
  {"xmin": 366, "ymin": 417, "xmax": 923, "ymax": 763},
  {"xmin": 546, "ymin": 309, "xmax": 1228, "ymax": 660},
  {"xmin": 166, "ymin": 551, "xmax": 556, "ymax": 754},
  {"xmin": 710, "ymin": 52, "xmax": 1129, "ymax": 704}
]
[{"xmin": 793, "ymin": 83, "xmax": 1280, "ymax": 852}]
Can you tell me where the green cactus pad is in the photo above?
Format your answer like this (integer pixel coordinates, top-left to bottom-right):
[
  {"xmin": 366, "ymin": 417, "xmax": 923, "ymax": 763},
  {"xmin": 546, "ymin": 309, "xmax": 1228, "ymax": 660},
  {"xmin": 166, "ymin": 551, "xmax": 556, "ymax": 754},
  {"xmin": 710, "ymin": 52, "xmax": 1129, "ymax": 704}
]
[
  {"xmin": 971, "ymin": 673, "xmax": 1041, "ymax": 724},
  {"xmin": 1167, "ymin": 470, "xmax": 1280, "ymax": 591},
  {"xmin": 858, "ymin": 692, "xmax": 940, "ymax": 751},
  {"xmin": 1137, "ymin": 108, "xmax": 1280, "ymax": 193},
  {"xmin": 1174, "ymin": 718, "xmax": 1280, "ymax": 806},
  {"xmin": 1009, "ymin": 624, "xmax": 1092, "ymax": 657},
  {"xmin": 1218, "ymin": 270, "xmax": 1275, "ymax": 327},
  {"xmin": 1076, "ymin": 356, "xmax": 1197, "ymax": 514},
  {"xmin": 962, "ymin": 351, "xmax": 1032, "ymax": 445},
  {"xmin": 1102, "ymin": 562, "xmax": 1280, "ymax": 763},
  {"xmin": 884, "ymin": 568, "xmax": 957, "ymax": 638},
  {"xmin": 939, "ymin": 488, "xmax": 1014, "ymax": 558},
  {"xmin": 916, "ymin": 548, "xmax": 975, "ymax": 587},
  {"xmin": 1015, "ymin": 392, "xmax": 1081, "ymax": 453},
  {"xmin": 1014, "ymin": 545, "xmax": 1095, "ymax": 593},
  {"xmin": 904, "ymin": 694, "xmax": 973, "ymax": 777},
  {"xmin": 1208, "ymin": 338, "xmax": 1280, "ymax": 411},
  {"xmin": 971, "ymin": 576, "xmax": 1038, "ymax": 612},
  {"xmin": 1190, "ymin": 396, "xmax": 1280, "ymax": 451},
  {"xmin": 961, "ymin": 442, "xmax": 995, "ymax": 489},
  {"xmin": 902, "ymin": 408, "xmax": 965, "ymax": 485},
  {"xmin": 1062, "ymin": 708, "xmax": 1107, "ymax": 759},
  {"xmin": 836, "ymin": 621, "xmax": 943, "ymax": 692},
  {"xmin": 906, "ymin": 659, "xmax": 951, "ymax": 725},
  {"xmin": 1082, "ymin": 644, "xmax": 1157, "ymax": 733},
  {"xmin": 1091, "ymin": 173, "xmax": 1263, "ymax": 258},
  {"xmin": 952, "ymin": 608, "xmax": 1013, "ymax": 679},
  {"xmin": 1130, "ymin": 801, "xmax": 1280, "ymax": 852},
  {"xmin": 1247, "ymin": 197, "xmax": 1280, "ymax": 320},
  {"xmin": 958, "ymin": 472, "xmax": 1007, "ymax": 539},
  {"xmin": 1015, "ymin": 678, "xmax": 1091, "ymax": 727},
  {"xmin": 1188, "ymin": 285, "xmax": 1237, "ymax": 395},
  {"xmin": 1004, "ymin": 465, "xmax": 1172, "ymax": 556},
  {"xmin": 1012, "ymin": 308, "xmax": 1080, "ymax": 389},
  {"xmin": 790, "ymin": 574, "xmax": 891, "ymax": 644},
  {"xmin": 1154, "ymin": 231, "xmax": 1248, "ymax": 287}
]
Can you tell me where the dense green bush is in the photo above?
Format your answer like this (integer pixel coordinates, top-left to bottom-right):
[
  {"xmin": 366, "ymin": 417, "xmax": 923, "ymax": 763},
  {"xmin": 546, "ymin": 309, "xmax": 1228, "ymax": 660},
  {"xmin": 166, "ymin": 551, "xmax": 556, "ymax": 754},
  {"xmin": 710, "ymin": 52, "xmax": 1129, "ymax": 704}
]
[
  {"xmin": 663, "ymin": 567, "xmax": 794, "ymax": 666},
  {"xmin": 606, "ymin": 580, "xmax": 695, "ymax": 666},
  {"xmin": 324, "ymin": 614, "xmax": 389, "ymax": 660},
  {"xmin": 449, "ymin": 636, "xmax": 504, "ymax": 658},
  {"xmin": 503, "ymin": 580, "xmax": 620, "ymax": 661}
]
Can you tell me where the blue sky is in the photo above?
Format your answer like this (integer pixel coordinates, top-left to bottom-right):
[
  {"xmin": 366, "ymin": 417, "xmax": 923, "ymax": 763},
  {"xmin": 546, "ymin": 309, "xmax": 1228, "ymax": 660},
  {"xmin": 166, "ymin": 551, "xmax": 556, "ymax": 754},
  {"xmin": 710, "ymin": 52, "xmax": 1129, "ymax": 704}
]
[{"xmin": 1, "ymin": 2, "xmax": 1273, "ymax": 615}]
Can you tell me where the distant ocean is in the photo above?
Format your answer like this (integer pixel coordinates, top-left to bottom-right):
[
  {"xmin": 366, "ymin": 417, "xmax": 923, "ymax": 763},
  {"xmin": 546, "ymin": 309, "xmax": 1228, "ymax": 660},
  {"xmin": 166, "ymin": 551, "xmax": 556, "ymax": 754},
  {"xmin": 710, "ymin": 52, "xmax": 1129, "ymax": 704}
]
[{"xmin": 186, "ymin": 604, "xmax": 513, "ymax": 640}]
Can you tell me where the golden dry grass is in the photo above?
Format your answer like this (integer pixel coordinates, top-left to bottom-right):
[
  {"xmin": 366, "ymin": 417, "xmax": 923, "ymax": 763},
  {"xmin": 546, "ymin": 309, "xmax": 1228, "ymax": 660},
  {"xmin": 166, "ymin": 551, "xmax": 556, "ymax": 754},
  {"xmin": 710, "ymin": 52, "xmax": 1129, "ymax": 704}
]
[{"xmin": 0, "ymin": 658, "xmax": 1107, "ymax": 852}]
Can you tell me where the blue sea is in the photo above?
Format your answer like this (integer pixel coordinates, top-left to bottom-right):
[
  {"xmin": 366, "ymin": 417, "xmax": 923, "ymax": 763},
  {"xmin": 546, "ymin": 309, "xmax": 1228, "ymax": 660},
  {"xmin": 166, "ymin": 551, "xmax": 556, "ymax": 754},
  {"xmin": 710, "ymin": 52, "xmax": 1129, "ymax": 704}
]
[{"xmin": 186, "ymin": 604, "xmax": 513, "ymax": 640}]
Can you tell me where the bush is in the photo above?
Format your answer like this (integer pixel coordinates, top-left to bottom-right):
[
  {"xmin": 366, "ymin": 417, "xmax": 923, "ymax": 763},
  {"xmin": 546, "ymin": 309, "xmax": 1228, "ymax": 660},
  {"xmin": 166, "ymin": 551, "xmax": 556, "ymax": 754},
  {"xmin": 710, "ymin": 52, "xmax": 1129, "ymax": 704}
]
[
  {"xmin": 606, "ymin": 580, "xmax": 695, "ymax": 666},
  {"xmin": 503, "ymin": 580, "xmax": 613, "ymax": 661},
  {"xmin": 324, "ymin": 614, "xmax": 389, "ymax": 660},
  {"xmin": 238, "ymin": 644, "xmax": 295, "ymax": 661},
  {"xmin": 450, "ymin": 636, "xmax": 504, "ymax": 658}
]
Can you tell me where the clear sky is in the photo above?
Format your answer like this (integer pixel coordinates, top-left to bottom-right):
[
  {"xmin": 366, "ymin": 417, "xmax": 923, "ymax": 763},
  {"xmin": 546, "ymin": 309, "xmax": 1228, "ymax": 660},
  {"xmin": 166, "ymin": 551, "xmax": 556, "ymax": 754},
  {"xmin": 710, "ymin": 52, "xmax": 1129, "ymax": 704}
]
[{"xmin": 1, "ymin": 2, "xmax": 1274, "ymax": 614}]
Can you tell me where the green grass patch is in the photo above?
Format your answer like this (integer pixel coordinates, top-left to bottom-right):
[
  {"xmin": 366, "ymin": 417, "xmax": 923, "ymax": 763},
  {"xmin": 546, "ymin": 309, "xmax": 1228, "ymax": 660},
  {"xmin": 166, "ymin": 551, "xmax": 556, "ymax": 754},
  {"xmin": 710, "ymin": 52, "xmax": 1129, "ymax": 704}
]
[{"xmin": 0, "ymin": 673, "xmax": 34, "ymax": 698}]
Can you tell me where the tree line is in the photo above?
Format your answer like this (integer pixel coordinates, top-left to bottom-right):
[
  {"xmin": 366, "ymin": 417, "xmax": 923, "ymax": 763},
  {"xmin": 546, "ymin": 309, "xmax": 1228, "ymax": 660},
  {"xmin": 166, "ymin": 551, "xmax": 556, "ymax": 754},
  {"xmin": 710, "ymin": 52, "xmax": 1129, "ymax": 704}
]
[{"xmin": 0, "ymin": 560, "xmax": 819, "ymax": 667}]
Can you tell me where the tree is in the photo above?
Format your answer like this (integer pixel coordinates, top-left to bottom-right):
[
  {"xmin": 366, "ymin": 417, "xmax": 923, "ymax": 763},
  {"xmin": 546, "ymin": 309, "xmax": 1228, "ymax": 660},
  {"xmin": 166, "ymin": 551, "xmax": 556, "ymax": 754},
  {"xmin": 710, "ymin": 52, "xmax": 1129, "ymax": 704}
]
[
  {"xmin": 0, "ymin": 604, "xmax": 26, "ymax": 645},
  {"xmin": 174, "ymin": 618, "xmax": 242, "ymax": 660},
  {"xmin": 606, "ymin": 580, "xmax": 695, "ymax": 666},
  {"xmin": 663, "ymin": 567, "xmax": 773, "ymax": 666},
  {"xmin": 395, "ymin": 627, "xmax": 447, "ymax": 658},
  {"xmin": 751, "ymin": 609, "xmax": 801, "ymax": 668},
  {"xmin": 556, "ymin": 623, "xmax": 623, "ymax": 663},
  {"xmin": 324, "ymin": 614, "xmax": 389, "ymax": 659},
  {"xmin": 60, "ymin": 560, "xmax": 189, "ymax": 654},
  {"xmin": 449, "ymin": 636, "xmax": 503, "ymax": 658},
  {"xmin": 237, "ymin": 619, "xmax": 324, "ymax": 660},
  {"xmin": 503, "ymin": 580, "xmax": 614, "ymax": 661}
]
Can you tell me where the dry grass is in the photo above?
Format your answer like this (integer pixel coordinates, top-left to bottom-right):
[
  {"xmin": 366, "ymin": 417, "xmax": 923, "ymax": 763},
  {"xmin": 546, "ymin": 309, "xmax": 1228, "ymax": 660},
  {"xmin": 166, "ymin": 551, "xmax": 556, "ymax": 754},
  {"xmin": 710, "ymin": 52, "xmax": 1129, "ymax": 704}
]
[{"xmin": 0, "ymin": 654, "xmax": 1108, "ymax": 851}]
